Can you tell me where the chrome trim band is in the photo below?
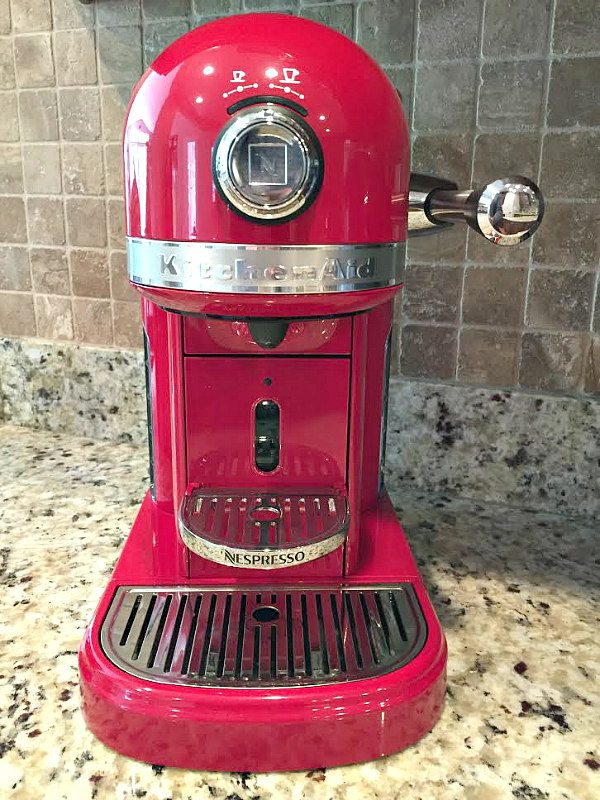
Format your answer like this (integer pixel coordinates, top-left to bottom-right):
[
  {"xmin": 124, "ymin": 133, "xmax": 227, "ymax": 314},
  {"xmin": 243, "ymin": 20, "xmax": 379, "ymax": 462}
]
[
  {"xmin": 178, "ymin": 489, "xmax": 348, "ymax": 570},
  {"xmin": 127, "ymin": 238, "xmax": 405, "ymax": 295}
]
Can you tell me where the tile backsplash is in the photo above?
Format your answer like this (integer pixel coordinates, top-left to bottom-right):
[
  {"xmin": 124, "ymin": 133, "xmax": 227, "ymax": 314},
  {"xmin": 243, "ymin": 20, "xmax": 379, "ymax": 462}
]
[{"xmin": 0, "ymin": 0, "xmax": 598, "ymax": 396}]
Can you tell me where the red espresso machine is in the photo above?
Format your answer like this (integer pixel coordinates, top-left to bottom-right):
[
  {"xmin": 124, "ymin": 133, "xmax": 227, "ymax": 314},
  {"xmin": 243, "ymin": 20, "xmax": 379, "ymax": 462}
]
[{"xmin": 79, "ymin": 14, "xmax": 543, "ymax": 771}]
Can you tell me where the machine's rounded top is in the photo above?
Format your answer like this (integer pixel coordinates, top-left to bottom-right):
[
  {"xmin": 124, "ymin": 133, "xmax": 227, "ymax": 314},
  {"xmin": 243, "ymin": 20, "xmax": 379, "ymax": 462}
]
[{"xmin": 124, "ymin": 13, "xmax": 410, "ymax": 247}]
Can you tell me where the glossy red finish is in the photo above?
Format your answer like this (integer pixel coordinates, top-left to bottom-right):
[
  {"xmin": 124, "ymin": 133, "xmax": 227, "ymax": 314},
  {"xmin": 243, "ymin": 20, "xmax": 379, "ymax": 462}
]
[
  {"xmin": 185, "ymin": 357, "xmax": 349, "ymax": 489},
  {"xmin": 183, "ymin": 315, "xmax": 352, "ymax": 355},
  {"xmin": 79, "ymin": 493, "xmax": 446, "ymax": 772},
  {"xmin": 81, "ymin": 12, "xmax": 448, "ymax": 771},
  {"xmin": 134, "ymin": 283, "xmax": 401, "ymax": 318},
  {"xmin": 124, "ymin": 14, "xmax": 410, "ymax": 245}
]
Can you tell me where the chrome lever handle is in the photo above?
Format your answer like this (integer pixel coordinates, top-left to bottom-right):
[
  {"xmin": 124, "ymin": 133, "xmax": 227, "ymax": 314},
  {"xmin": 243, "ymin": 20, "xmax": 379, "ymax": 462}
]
[{"xmin": 408, "ymin": 174, "xmax": 544, "ymax": 246}]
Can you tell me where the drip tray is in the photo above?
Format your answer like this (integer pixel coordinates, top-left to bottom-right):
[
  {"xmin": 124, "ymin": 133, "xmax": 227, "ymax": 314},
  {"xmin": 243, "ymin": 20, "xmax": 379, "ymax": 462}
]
[
  {"xmin": 100, "ymin": 585, "xmax": 427, "ymax": 687},
  {"xmin": 178, "ymin": 488, "xmax": 348, "ymax": 568}
]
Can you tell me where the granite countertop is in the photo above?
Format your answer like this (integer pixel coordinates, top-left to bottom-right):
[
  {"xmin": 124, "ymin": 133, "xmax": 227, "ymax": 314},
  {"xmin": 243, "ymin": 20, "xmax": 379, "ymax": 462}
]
[{"xmin": 0, "ymin": 425, "xmax": 598, "ymax": 800}]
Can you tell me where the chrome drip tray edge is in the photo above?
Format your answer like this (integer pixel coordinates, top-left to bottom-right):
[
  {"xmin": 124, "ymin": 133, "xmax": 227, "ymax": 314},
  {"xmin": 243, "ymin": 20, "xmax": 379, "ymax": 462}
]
[{"xmin": 100, "ymin": 584, "xmax": 427, "ymax": 688}]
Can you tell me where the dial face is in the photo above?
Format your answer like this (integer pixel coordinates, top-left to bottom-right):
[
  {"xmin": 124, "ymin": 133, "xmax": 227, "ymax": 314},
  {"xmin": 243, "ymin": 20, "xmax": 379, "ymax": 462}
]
[{"xmin": 213, "ymin": 105, "xmax": 323, "ymax": 222}]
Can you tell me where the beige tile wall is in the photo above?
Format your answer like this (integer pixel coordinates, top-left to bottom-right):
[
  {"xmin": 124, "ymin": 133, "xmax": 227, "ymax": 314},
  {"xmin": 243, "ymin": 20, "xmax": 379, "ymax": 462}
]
[{"xmin": 0, "ymin": 0, "xmax": 598, "ymax": 396}]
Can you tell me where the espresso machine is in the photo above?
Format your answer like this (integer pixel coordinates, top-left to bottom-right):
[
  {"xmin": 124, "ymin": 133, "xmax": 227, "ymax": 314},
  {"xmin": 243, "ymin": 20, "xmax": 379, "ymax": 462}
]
[{"xmin": 79, "ymin": 14, "xmax": 543, "ymax": 771}]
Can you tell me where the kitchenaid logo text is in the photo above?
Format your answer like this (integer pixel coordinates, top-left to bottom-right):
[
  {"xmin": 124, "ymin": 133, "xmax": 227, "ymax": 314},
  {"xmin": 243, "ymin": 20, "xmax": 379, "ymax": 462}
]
[
  {"xmin": 158, "ymin": 253, "xmax": 377, "ymax": 283},
  {"xmin": 223, "ymin": 549, "xmax": 307, "ymax": 567}
]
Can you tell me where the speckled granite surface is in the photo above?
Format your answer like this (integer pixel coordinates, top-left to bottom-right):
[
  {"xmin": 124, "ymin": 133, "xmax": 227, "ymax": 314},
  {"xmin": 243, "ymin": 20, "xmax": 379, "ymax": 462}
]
[
  {"xmin": 1, "ymin": 337, "xmax": 599, "ymax": 518},
  {"xmin": 0, "ymin": 425, "xmax": 598, "ymax": 799}
]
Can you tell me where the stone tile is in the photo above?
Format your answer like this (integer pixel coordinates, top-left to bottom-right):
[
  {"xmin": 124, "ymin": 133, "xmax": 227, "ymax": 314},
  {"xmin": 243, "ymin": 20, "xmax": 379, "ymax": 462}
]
[
  {"xmin": 30, "ymin": 247, "xmax": 69, "ymax": 295},
  {"xmin": 191, "ymin": 0, "xmax": 241, "ymax": 13},
  {"xmin": 22, "ymin": 143, "xmax": 61, "ymax": 194},
  {"xmin": 143, "ymin": 19, "xmax": 189, "ymax": 69},
  {"xmin": 400, "ymin": 324, "xmax": 458, "ymax": 380},
  {"xmin": 483, "ymin": 0, "xmax": 551, "ymax": 58},
  {"xmin": 526, "ymin": 269, "xmax": 594, "ymax": 332},
  {"xmin": 108, "ymin": 198, "xmax": 125, "ymax": 249},
  {"xmin": 383, "ymin": 66, "xmax": 413, "ymax": 121},
  {"xmin": 113, "ymin": 300, "xmax": 142, "ymax": 348},
  {"xmin": 401, "ymin": 264, "xmax": 462, "ymax": 323},
  {"xmin": 458, "ymin": 328, "xmax": 519, "ymax": 387},
  {"xmin": 19, "ymin": 89, "xmax": 58, "ymax": 140},
  {"xmin": 62, "ymin": 143, "xmax": 104, "ymax": 195},
  {"xmin": 0, "ymin": 246, "xmax": 30, "ymax": 291},
  {"xmin": 547, "ymin": 57, "xmax": 600, "ymax": 128},
  {"xmin": 59, "ymin": 87, "xmax": 101, "ymax": 141},
  {"xmin": 462, "ymin": 266, "xmax": 527, "ymax": 327},
  {"xmin": 552, "ymin": 0, "xmax": 600, "ymax": 55},
  {"xmin": 0, "ymin": 197, "xmax": 27, "ymax": 243},
  {"xmin": 356, "ymin": 0, "xmax": 412, "ymax": 63},
  {"xmin": 72, "ymin": 297, "xmax": 113, "ymax": 345},
  {"xmin": 97, "ymin": 0, "xmax": 140, "ymax": 26},
  {"xmin": 519, "ymin": 331, "xmax": 585, "ymax": 392},
  {"xmin": 104, "ymin": 143, "xmax": 123, "ymax": 196},
  {"xmin": 101, "ymin": 85, "xmax": 132, "ymax": 141},
  {"xmin": 51, "ymin": 0, "xmax": 94, "ymax": 30},
  {"xmin": 0, "ymin": 144, "xmax": 23, "ymax": 192},
  {"xmin": 0, "ymin": 37, "xmax": 14, "ymax": 88},
  {"xmin": 418, "ymin": 0, "xmax": 481, "ymax": 60},
  {"xmin": 478, "ymin": 60, "xmax": 545, "ymax": 131},
  {"xmin": 411, "ymin": 133, "xmax": 474, "ymax": 187},
  {"xmin": 532, "ymin": 202, "xmax": 600, "ymax": 269},
  {"xmin": 303, "ymin": 5, "xmax": 354, "ymax": 40},
  {"xmin": 0, "ymin": 0, "xmax": 9, "ymax": 34},
  {"xmin": 14, "ymin": 34, "xmax": 54, "ymax": 88},
  {"xmin": 541, "ymin": 132, "xmax": 600, "ymax": 199},
  {"xmin": 10, "ymin": 0, "xmax": 51, "ymax": 32},
  {"xmin": 69, "ymin": 249, "xmax": 110, "ymax": 298},
  {"xmin": 414, "ymin": 63, "xmax": 477, "ymax": 131},
  {"xmin": 35, "ymin": 294, "xmax": 73, "ymax": 340},
  {"xmin": 0, "ymin": 292, "xmax": 35, "ymax": 336},
  {"xmin": 0, "ymin": 94, "xmax": 19, "ymax": 142},
  {"xmin": 143, "ymin": 0, "xmax": 190, "ymax": 18},
  {"xmin": 26, "ymin": 197, "xmax": 65, "ymax": 246},
  {"xmin": 98, "ymin": 26, "xmax": 143, "ymax": 84},
  {"xmin": 54, "ymin": 29, "xmax": 97, "ymax": 86},
  {"xmin": 584, "ymin": 335, "xmax": 599, "ymax": 394},
  {"xmin": 243, "ymin": 0, "xmax": 297, "ymax": 9},
  {"xmin": 65, "ymin": 198, "xmax": 107, "ymax": 248},
  {"xmin": 467, "ymin": 229, "xmax": 531, "ymax": 267},
  {"xmin": 110, "ymin": 250, "xmax": 136, "ymax": 301},
  {"xmin": 407, "ymin": 225, "xmax": 468, "ymax": 266},
  {"xmin": 472, "ymin": 132, "xmax": 540, "ymax": 188}
]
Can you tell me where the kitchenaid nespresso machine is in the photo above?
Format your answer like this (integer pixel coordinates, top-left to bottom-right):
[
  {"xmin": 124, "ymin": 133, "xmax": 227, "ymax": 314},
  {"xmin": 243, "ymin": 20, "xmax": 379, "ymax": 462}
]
[{"xmin": 79, "ymin": 14, "xmax": 543, "ymax": 771}]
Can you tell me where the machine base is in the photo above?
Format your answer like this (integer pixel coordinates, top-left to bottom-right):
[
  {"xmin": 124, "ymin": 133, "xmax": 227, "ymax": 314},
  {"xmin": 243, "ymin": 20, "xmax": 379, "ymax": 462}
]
[{"xmin": 79, "ymin": 493, "xmax": 447, "ymax": 771}]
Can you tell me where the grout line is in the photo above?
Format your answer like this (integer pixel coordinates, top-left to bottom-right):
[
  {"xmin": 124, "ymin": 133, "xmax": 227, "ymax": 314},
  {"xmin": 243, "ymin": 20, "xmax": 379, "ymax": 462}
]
[
  {"xmin": 454, "ymin": 0, "xmax": 486, "ymax": 381},
  {"xmin": 8, "ymin": 16, "xmax": 35, "ymax": 334},
  {"xmin": 519, "ymin": 0, "xmax": 558, "ymax": 389}
]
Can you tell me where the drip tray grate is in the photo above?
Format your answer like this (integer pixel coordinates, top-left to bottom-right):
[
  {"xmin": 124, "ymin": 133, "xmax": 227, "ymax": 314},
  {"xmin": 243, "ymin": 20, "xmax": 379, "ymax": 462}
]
[
  {"xmin": 178, "ymin": 488, "xmax": 348, "ymax": 568},
  {"xmin": 100, "ymin": 585, "xmax": 427, "ymax": 687}
]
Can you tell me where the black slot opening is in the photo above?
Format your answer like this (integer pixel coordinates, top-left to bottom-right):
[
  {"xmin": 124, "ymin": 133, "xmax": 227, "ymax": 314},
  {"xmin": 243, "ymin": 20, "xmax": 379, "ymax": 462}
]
[{"xmin": 255, "ymin": 400, "xmax": 280, "ymax": 473}]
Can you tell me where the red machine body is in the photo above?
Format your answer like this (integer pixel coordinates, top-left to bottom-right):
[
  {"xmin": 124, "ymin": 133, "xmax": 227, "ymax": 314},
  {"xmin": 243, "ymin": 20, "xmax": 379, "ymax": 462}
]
[{"xmin": 79, "ymin": 14, "xmax": 446, "ymax": 771}]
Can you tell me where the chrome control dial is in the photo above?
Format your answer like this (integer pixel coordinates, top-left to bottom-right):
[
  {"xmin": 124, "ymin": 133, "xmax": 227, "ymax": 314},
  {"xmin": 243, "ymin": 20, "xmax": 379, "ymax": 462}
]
[{"xmin": 213, "ymin": 104, "xmax": 323, "ymax": 223}]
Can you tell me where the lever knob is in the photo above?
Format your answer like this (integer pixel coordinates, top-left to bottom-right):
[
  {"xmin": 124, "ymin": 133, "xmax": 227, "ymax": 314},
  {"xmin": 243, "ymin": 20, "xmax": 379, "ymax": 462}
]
[{"xmin": 428, "ymin": 176, "xmax": 544, "ymax": 246}]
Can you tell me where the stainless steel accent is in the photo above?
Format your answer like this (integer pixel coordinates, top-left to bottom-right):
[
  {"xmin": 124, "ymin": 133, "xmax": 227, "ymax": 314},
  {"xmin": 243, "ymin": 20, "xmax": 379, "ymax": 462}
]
[
  {"xmin": 100, "ymin": 584, "xmax": 427, "ymax": 687},
  {"xmin": 213, "ymin": 105, "xmax": 322, "ymax": 221},
  {"xmin": 127, "ymin": 238, "xmax": 405, "ymax": 294},
  {"xmin": 429, "ymin": 176, "xmax": 544, "ymax": 246},
  {"xmin": 408, "ymin": 173, "xmax": 544, "ymax": 246},
  {"xmin": 408, "ymin": 173, "xmax": 457, "ymax": 234},
  {"xmin": 178, "ymin": 489, "xmax": 348, "ymax": 569}
]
